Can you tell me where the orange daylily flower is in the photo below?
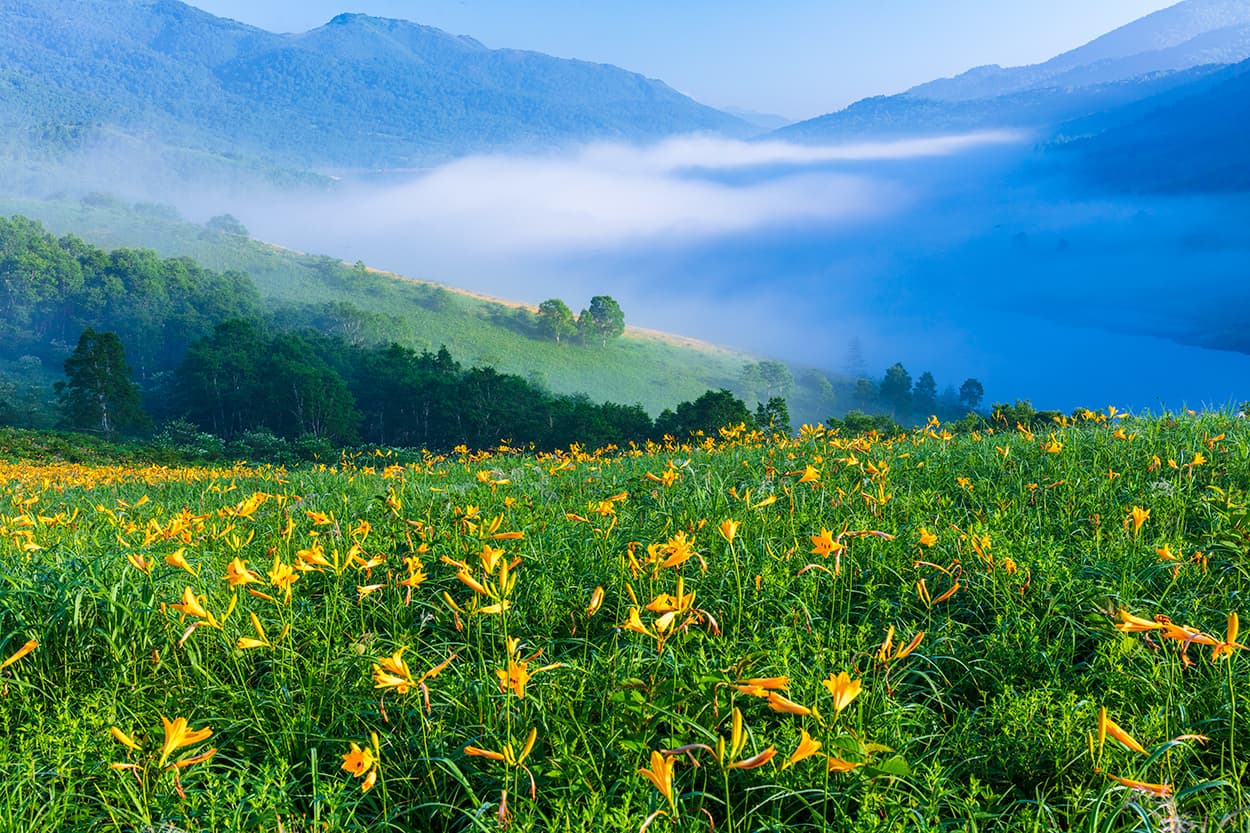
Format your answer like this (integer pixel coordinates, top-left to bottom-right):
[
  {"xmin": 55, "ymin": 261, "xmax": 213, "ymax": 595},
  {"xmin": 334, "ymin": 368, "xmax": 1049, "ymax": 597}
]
[
  {"xmin": 728, "ymin": 747, "xmax": 777, "ymax": 770},
  {"xmin": 373, "ymin": 646, "xmax": 455, "ymax": 697},
  {"xmin": 0, "ymin": 639, "xmax": 37, "ymax": 671},
  {"xmin": 1114, "ymin": 610, "xmax": 1163, "ymax": 633},
  {"xmin": 341, "ymin": 742, "xmax": 375, "ymax": 777},
  {"xmin": 373, "ymin": 647, "xmax": 417, "ymax": 693},
  {"xmin": 236, "ymin": 612, "xmax": 272, "ymax": 650},
  {"xmin": 222, "ymin": 557, "xmax": 261, "ymax": 587},
  {"xmin": 165, "ymin": 548, "xmax": 195, "ymax": 575},
  {"xmin": 496, "ymin": 637, "xmax": 561, "ymax": 699},
  {"xmin": 734, "ymin": 675, "xmax": 789, "ymax": 697},
  {"xmin": 158, "ymin": 716, "xmax": 212, "ymax": 767},
  {"xmin": 586, "ymin": 585, "xmax": 605, "ymax": 617},
  {"xmin": 464, "ymin": 745, "xmax": 507, "ymax": 762},
  {"xmin": 823, "ymin": 671, "xmax": 862, "ymax": 714},
  {"xmin": 767, "ymin": 691, "xmax": 814, "ymax": 716},
  {"xmin": 638, "ymin": 750, "xmax": 676, "ymax": 813},
  {"xmin": 1214, "ymin": 612, "xmax": 1244, "ymax": 660},
  {"xmin": 782, "ymin": 729, "xmax": 823, "ymax": 769},
  {"xmin": 1097, "ymin": 707, "xmax": 1147, "ymax": 755},
  {"xmin": 465, "ymin": 728, "xmax": 538, "ymax": 768},
  {"xmin": 1159, "ymin": 622, "xmax": 1219, "ymax": 648},
  {"xmin": 826, "ymin": 756, "xmax": 863, "ymax": 773},
  {"xmin": 810, "ymin": 528, "xmax": 844, "ymax": 558},
  {"xmin": 341, "ymin": 734, "xmax": 380, "ymax": 792},
  {"xmin": 110, "ymin": 726, "xmax": 142, "ymax": 752},
  {"xmin": 877, "ymin": 627, "xmax": 924, "ymax": 663},
  {"xmin": 1107, "ymin": 773, "xmax": 1171, "ymax": 797}
]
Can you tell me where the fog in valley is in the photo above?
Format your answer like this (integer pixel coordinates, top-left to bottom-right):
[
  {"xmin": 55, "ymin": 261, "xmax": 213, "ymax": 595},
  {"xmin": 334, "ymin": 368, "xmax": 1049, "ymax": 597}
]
[
  {"xmin": 101, "ymin": 128, "xmax": 1246, "ymax": 414},
  {"xmin": 11, "ymin": 121, "xmax": 1250, "ymax": 414}
]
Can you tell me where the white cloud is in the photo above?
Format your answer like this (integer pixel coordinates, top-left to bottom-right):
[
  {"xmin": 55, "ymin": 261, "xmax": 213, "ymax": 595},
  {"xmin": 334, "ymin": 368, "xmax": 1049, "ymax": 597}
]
[
  {"xmin": 303, "ymin": 132, "xmax": 1022, "ymax": 254},
  {"xmin": 579, "ymin": 130, "xmax": 1026, "ymax": 173}
]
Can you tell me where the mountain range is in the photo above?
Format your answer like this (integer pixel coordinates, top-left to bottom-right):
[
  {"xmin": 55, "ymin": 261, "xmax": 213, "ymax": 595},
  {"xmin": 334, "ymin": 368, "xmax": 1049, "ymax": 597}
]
[
  {"xmin": 3, "ymin": 0, "xmax": 1248, "ymax": 195},
  {"xmin": 773, "ymin": 0, "xmax": 1250, "ymax": 195},
  {"xmin": 0, "ymin": 0, "xmax": 749, "ymax": 170}
]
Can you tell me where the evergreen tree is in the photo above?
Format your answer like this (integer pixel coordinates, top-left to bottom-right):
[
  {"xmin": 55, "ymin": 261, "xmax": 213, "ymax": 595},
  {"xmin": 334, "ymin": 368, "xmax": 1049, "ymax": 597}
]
[
  {"xmin": 655, "ymin": 389, "xmax": 751, "ymax": 438},
  {"xmin": 880, "ymin": 363, "xmax": 913, "ymax": 419},
  {"xmin": 754, "ymin": 396, "xmax": 792, "ymax": 435},
  {"xmin": 56, "ymin": 328, "xmax": 149, "ymax": 437},
  {"xmin": 844, "ymin": 336, "xmax": 867, "ymax": 379},
  {"xmin": 960, "ymin": 378, "xmax": 985, "ymax": 410},
  {"xmin": 913, "ymin": 371, "xmax": 938, "ymax": 417}
]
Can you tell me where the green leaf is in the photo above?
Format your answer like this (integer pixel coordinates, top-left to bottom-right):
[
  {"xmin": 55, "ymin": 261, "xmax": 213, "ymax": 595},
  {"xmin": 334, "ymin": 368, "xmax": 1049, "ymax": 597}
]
[{"xmin": 866, "ymin": 755, "xmax": 910, "ymax": 778}]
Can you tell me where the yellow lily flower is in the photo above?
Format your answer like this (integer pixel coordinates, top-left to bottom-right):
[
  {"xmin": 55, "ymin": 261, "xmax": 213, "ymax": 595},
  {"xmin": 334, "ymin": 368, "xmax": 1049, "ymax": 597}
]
[
  {"xmin": 826, "ymin": 756, "xmax": 863, "ymax": 773},
  {"xmin": 165, "ymin": 548, "xmax": 195, "ymax": 575},
  {"xmin": 822, "ymin": 671, "xmax": 862, "ymax": 714},
  {"xmin": 341, "ymin": 742, "xmax": 375, "ymax": 776},
  {"xmin": 236, "ymin": 612, "xmax": 271, "ymax": 650},
  {"xmin": 767, "ymin": 691, "xmax": 814, "ymax": 716},
  {"xmin": 782, "ymin": 729, "xmax": 823, "ymax": 769},
  {"xmin": 1214, "ymin": 612, "xmax": 1243, "ymax": 660},
  {"xmin": 110, "ymin": 726, "xmax": 142, "ymax": 752},
  {"xmin": 1107, "ymin": 773, "xmax": 1171, "ymax": 797},
  {"xmin": 158, "ymin": 716, "xmax": 212, "ymax": 767},
  {"xmin": 638, "ymin": 750, "xmax": 676, "ymax": 813},
  {"xmin": 1097, "ymin": 707, "xmax": 1147, "ymax": 755},
  {"xmin": 222, "ymin": 557, "xmax": 260, "ymax": 587},
  {"xmin": 586, "ymin": 586, "xmax": 605, "ymax": 616},
  {"xmin": 1114, "ymin": 609, "xmax": 1163, "ymax": 633}
]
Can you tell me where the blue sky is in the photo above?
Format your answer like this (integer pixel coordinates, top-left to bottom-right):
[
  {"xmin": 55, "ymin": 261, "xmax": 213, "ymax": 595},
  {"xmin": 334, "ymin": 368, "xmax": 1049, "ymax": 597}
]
[{"xmin": 186, "ymin": 0, "xmax": 1177, "ymax": 118}]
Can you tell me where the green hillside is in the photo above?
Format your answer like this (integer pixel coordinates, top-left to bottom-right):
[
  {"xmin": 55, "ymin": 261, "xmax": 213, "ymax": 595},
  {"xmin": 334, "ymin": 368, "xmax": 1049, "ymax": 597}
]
[{"xmin": 0, "ymin": 195, "xmax": 763, "ymax": 417}]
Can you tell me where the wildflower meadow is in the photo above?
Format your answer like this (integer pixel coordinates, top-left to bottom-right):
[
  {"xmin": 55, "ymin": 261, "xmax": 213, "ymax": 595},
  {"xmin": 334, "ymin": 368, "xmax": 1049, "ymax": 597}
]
[{"xmin": 0, "ymin": 410, "xmax": 1247, "ymax": 832}]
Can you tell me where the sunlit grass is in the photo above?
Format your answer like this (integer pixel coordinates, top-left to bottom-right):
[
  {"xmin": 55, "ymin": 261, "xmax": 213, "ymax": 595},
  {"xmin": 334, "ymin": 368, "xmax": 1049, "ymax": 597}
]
[{"xmin": 0, "ymin": 410, "xmax": 1247, "ymax": 831}]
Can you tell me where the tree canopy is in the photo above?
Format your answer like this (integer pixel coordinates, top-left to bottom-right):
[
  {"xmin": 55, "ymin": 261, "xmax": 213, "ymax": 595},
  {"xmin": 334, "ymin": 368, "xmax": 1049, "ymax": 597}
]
[
  {"xmin": 55, "ymin": 328, "xmax": 149, "ymax": 437},
  {"xmin": 582, "ymin": 296, "xmax": 625, "ymax": 347}
]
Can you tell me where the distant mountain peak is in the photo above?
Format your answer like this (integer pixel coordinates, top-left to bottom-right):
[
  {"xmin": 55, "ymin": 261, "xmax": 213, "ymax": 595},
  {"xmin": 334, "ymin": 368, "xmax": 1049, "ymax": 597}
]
[
  {"xmin": 773, "ymin": 0, "xmax": 1250, "ymax": 145},
  {"xmin": 907, "ymin": 0, "xmax": 1250, "ymax": 102}
]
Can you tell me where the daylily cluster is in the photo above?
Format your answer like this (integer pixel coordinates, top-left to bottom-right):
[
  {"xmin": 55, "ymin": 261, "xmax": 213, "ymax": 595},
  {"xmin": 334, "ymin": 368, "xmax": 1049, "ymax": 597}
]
[
  {"xmin": 621, "ymin": 576, "xmax": 717, "ymax": 651},
  {"xmin": 110, "ymin": 716, "xmax": 216, "ymax": 797},
  {"xmin": 443, "ymin": 541, "xmax": 520, "ymax": 616},
  {"xmin": 1115, "ymin": 609, "xmax": 1243, "ymax": 663},
  {"xmin": 372, "ymin": 646, "xmax": 456, "ymax": 711}
]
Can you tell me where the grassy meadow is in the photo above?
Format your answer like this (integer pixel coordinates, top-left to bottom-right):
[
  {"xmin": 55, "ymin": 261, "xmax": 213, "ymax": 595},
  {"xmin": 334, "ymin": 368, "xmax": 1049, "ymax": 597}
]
[{"xmin": 0, "ymin": 410, "xmax": 1248, "ymax": 832}]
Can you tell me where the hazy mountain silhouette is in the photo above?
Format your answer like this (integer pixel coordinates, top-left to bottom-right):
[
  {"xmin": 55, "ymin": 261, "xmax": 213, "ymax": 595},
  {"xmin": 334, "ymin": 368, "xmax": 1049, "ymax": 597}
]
[
  {"xmin": 0, "ymin": 0, "xmax": 749, "ymax": 169},
  {"xmin": 774, "ymin": 0, "xmax": 1250, "ymax": 143}
]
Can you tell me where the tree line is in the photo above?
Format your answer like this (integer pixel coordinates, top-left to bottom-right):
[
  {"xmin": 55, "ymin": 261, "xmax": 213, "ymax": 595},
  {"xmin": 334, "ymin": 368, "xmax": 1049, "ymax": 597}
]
[
  {"xmin": 52, "ymin": 320, "xmax": 796, "ymax": 453},
  {"xmin": 2, "ymin": 214, "xmax": 994, "ymax": 455},
  {"xmin": 0, "ymin": 215, "xmax": 262, "ymax": 378}
]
